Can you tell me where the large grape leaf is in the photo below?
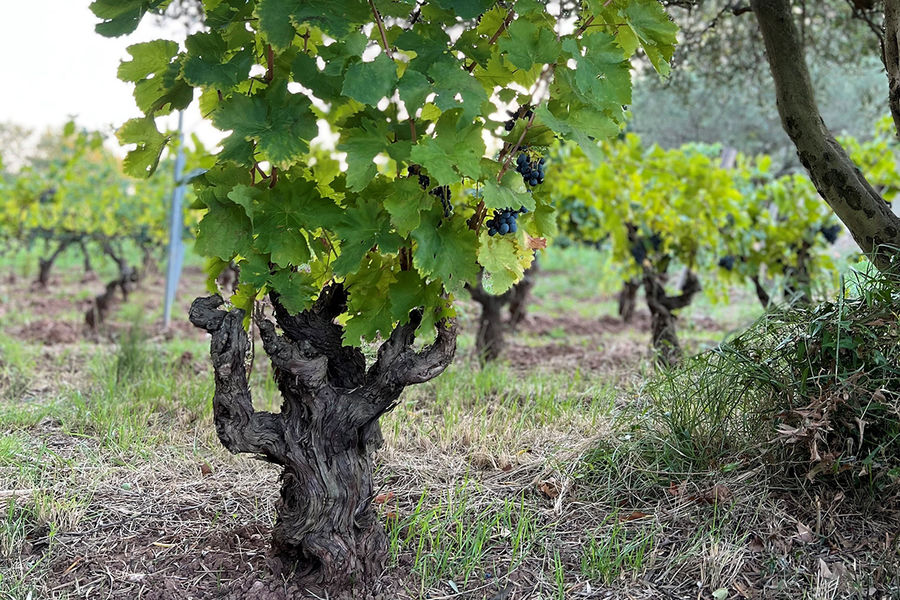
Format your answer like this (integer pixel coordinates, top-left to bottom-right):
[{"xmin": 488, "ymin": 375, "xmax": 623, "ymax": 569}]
[
  {"xmin": 332, "ymin": 199, "xmax": 404, "ymax": 275},
  {"xmin": 624, "ymin": 0, "xmax": 678, "ymax": 76},
  {"xmin": 412, "ymin": 209, "xmax": 479, "ymax": 293},
  {"xmin": 213, "ymin": 84, "xmax": 317, "ymax": 168},
  {"xmin": 91, "ymin": 0, "xmax": 165, "ymax": 37},
  {"xmin": 182, "ymin": 32, "xmax": 253, "ymax": 91},
  {"xmin": 342, "ymin": 54, "xmax": 398, "ymax": 106},
  {"xmin": 409, "ymin": 109, "xmax": 485, "ymax": 185},
  {"xmin": 498, "ymin": 17, "xmax": 560, "ymax": 70}
]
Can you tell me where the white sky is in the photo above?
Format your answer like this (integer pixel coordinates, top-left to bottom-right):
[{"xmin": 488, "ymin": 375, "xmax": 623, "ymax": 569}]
[{"xmin": 0, "ymin": 1, "xmax": 217, "ymax": 152}]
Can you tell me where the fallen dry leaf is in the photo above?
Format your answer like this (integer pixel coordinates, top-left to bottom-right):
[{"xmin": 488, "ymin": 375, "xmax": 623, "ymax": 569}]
[
  {"xmin": 199, "ymin": 462, "xmax": 212, "ymax": 476},
  {"xmin": 537, "ymin": 479, "xmax": 559, "ymax": 499},
  {"xmin": 796, "ymin": 522, "xmax": 815, "ymax": 544},
  {"xmin": 690, "ymin": 483, "xmax": 732, "ymax": 505},
  {"xmin": 525, "ymin": 234, "xmax": 547, "ymax": 250},
  {"xmin": 619, "ymin": 511, "xmax": 650, "ymax": 522},
  {"xmin": 374, "ymin": 492, "xmax": 395, "ymax": 504}
]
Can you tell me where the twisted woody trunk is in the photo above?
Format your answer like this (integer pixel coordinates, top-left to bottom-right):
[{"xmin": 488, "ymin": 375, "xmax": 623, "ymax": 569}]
[{"xmin": 189, "ymin": 284, "xmax": 456, "ymax": 590}]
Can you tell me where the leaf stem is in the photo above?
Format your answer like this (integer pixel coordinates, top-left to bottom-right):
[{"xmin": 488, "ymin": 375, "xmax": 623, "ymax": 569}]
[
  {"xmin": 368, "ymin": 0, "xmax": 393, "ymax": 59},
  {"xmin": 466, "ymin": 8, "xmax": 516, "ymax": 73}
]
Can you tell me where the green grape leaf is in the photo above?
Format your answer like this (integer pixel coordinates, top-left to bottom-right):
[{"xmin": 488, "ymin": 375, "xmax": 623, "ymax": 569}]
[
  {"xmin": 412, "ymin": 209, "xmax": 479, "ymax": 293},
  {"xmin": 116, "ymin": 116, "xmax": 170, "ymax": 177},
  {"xmin": 409, "ymin": 109, "xmax": 485, "ymax": 185},
  {"xmin": 213, "ymin": 84, "xmax": 317, "ymax": 168},
  {"xmin": 253, "ymin": 187, "xmax": 313, "ymax": 268},
  {"xmin": 182, "ymin": 32, "xmax": 252, "ymax": 91},
  {"xmin": 332, "ymin": 199, "xmax": 404, "ymax": 275},
  {"xmin": 341, "ymin": 53, "xmax": 399, "ymax": 106},
  {"xmin": 195, "ymin": 200, "xmax": 253, "ymax": 260},
  {"xmin": 91, "ymin": 0, "xmax": 164, "ymax": 37},
  {"xmin": 384, "ymin": 177, "xmax": 431, "ymax": 236},
  {"xmin": 483, "ymin": 170, "xmax": 534, "ymax": 212},
  {"xmin": 398, "ymin": 69, "xmax": 432, "ymax": 115},
  {"xmin": 337, "ymin": 119, "xmax": 388, "ymax": 192},
  {"xmin": 270, "ymin": 270, "xmax": 319, "ymax": 314},
  {"xmin": 118, "ymin": 40, "xmax": 179, "ymax": 82},
  {"xmin": 498, "ymin": 17, "xmax": 560, "ymax": 70},
  {"xmin": 624, "ymin": 0, "xmax": 678, "ymax": 76},
  {"xmin": 478, "ymin": 231, "xmax": 529, "ymax": 294}
]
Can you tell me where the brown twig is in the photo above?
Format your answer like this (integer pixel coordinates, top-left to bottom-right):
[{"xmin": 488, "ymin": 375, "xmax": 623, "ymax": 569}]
[
  {"xmin": 368, "ymin": 0, "xmax": 393, "ymax": 59},
  {"xmin": 265, "ymin": 44, "xmax": 274, "ymax": 82},
  {"xmin": 466, "ymin": 9, "xmax": 516, "ymax": 72}
]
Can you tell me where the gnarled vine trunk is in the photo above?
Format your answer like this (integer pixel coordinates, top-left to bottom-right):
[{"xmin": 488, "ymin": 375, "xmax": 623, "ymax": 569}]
[
  {"xmin": 36, "ymin": 238, "xmax": 75, "ymax": 287},
  {"xmin": 468, "ymin": 261, "xmax": 539, "ymax": 364},
  {"xmin": 643, "ymin": 268, "xmax": 701, "ymax": 367},
  {"xmin": 189, "ymin": 284, "xmax": 456, "ymax": 590},
  {"xmin": 617, "ymin": 279, "xmax": 640, "ymax": 322}
]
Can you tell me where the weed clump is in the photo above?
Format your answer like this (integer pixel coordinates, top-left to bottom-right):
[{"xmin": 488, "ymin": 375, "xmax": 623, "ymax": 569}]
[{"xmin": 647, "ymin": 269, "xmax": 900, "ymax": 489}]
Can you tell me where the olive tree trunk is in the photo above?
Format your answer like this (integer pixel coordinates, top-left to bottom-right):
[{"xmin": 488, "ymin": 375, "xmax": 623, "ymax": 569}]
[
  {"xmin": 189, "ymin": 284, "xmax": 456, "ymax": 591},
  {"xmin": 751, "ymin": 0, "xmax": 900, "ymax": 271}
]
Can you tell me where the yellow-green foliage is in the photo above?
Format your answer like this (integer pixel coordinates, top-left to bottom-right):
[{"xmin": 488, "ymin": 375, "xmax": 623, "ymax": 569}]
[{"xmin": 0, "ymin": 122, "xmax": 193, "ymax": 249}]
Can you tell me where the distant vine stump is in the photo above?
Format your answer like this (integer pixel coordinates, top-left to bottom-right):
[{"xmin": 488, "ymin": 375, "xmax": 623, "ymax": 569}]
[
  {"xmin": 468, "ymin": 260, "xmax": 539, "ymax": 364},
  {"xmin": 617, "ymin": 279, "xmax": 640, "ymax": 323},
  {"xmin": 189, "ymin": 284, "xmax": 456, "ymax": 591},
  {"xmin": 643, "ymin": 269, "xmax": 701, "ymax": 367}
]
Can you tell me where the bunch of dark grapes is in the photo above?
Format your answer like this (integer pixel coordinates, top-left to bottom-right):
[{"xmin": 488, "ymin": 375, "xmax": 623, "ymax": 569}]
[
  {"xmin": 717, "ymin": 255, "xmax": 736, "ymax": 271},
  {"xmin": 819, "ymin": 224, "xmax": 842, "ymax": 244},
  {"xmin": 486, "ymin": 206, "xmax": 528, "ymax": 236},
  {"xmin": 431, "ymin": 185, "xmax": 452, "ymax": 217},
  {"xmin": 516, "ymin": 153, "xmax": 546, "ymax": 187},
  {"xmin": 629, "ymin": 241, "xmax": 647, "ymax": 265},
  {"xmin": 408, "ymin": 165, "xmax": 430, "ymax": 190},
  {"xmin": 504, "ymin": 108, "xmax": 534, "ymax": 131}
]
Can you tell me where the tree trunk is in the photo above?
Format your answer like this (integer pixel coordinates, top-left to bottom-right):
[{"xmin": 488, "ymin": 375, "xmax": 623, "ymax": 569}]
[
  {"xmin": 508, "ymin": 259, "xmax": 539, "ymax": 329},
  {"xmin": 617, "ymin": 279, "xmax": 640, "ymax": 322},
  {"xmin": 884, "ymin": 1, "xmax": 900, "ymax": 137},
  {"xmin": 468, "ymin": 272, "xmax": 510, "ymax": 364},
  {"xmin": 751, "ymin": 275, "xmax": 772, "ymax": 309},
  {"xmin": 36, "ymin": 238, "xmax": 74, "ymax": 287},
  {"xmin": 189, "ymin": 285, "xmax": 456, "ymax": 591},
  {"xmin": 642, "ymin": 269, "xmax": 701, "ymax": 367},
  {"xmin": 751, "ymin": 0, "xmax": 900, "ymax": 272},
  {"xmin": 79, "ymin": 239, "xmax": 94, "ymax": 275}
]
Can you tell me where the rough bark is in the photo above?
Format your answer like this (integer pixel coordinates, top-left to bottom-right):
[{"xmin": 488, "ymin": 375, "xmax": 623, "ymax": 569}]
[
  {"xmin": 751, "ymin": 0, "xmax": 900, "ymax": 272},
  {"xmin": 884, "ymin": 1, "xmax": 900, "ymax": 137},
  {"xmin": 189, "ymin": 285, "xmax": 457, "ymax": 591},
  {"xmin": 643, "ymin": 269, "xmax": 701, "ymax": 368},
  {"xmin": 617, "ymin": 279, "xmax": 640, "ymax": 323}
]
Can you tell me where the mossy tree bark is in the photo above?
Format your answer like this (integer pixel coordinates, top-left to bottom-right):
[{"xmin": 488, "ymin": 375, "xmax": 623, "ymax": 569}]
[
  {"xmin": 189, "ymin": 284, "xmax": 456, "ymax": 591},
  {"xmin": 752, "ymin": 0, "xmax": 900, "ymax": 272}
]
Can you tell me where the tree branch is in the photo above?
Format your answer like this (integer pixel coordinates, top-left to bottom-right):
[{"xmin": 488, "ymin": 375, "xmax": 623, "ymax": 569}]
[{"xmin": 189, "ymin": 295, "xmax": 287, "ymax": 462}]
